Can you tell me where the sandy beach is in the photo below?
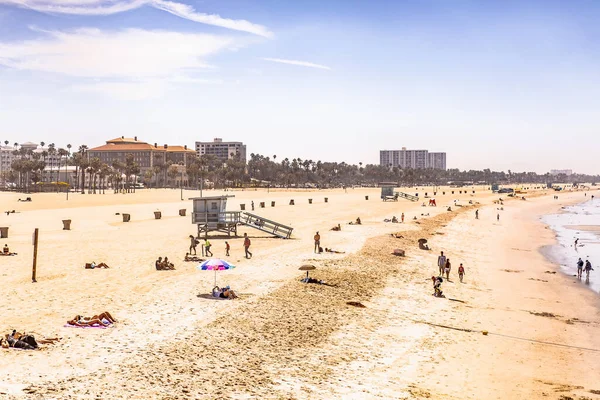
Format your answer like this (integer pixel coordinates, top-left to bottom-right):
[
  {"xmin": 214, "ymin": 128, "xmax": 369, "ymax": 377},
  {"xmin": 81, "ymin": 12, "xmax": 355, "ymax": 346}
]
[{"xmin": 1, "ymin": 186, "xmax": 600, "ymax": 399}]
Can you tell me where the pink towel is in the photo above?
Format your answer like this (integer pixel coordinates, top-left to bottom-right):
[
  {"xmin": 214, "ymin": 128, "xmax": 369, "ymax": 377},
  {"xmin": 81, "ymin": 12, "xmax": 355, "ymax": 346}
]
[{"xmin": 64, "ymin": 323, "xmax": 111, "ymax": 329}]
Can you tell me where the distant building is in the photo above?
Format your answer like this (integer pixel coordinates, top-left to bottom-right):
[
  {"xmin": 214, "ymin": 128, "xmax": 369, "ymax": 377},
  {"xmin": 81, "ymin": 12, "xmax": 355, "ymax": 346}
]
[
  {"xmin": 0, "ymin": 145, "xmax": 16, "ymax": 173},
  {"xmin": 380, "ymin": 147, "xmax": 447, "ymax": 170},
  {"xmin": 550, "ymin": 169, "xmax": 572, "ymax": 176},
  {"xmin": 195, "ymin": 138, "xmax": 246, "ymax": 163},
  {"xmin": 88, "ymin": 137, "xmax": 196, "ymax": 172},
  {"xmin": 428, "ymin": 152, "xmax": 447, "ymax": 170}
]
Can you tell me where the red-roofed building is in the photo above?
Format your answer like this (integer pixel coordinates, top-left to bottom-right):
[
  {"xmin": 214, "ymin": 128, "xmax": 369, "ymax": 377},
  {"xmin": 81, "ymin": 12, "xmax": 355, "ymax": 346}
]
[{"xmin": 88, "ymin": 137, "xmax": 197, "ymax": 183}]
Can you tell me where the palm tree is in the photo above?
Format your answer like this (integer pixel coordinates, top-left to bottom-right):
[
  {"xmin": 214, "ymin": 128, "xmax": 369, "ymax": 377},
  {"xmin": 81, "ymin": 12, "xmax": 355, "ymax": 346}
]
[
  {"xmin": 98, "ymin": 163, "xmax": 111, "ymax": 194},
  {"xmin": 78, "ymin": 145, "xmax": 89, "ymax": 194},
  {"xmin": 47, "ymin": 143, "xmax": 56, "ymax": 188},
  {"xmin": 40, "ymin": 150, "xmax": 48, "ymax": 182},
  {"xmin": 80, "ymin": 158, "xmax": 90, "ymax": 194}
]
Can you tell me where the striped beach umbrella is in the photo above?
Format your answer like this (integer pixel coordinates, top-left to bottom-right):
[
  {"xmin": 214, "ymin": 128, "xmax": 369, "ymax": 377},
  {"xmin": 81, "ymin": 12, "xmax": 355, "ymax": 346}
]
[{"xmin": 197, "ymin": 259, "xmax": 236, "ymax": 287}]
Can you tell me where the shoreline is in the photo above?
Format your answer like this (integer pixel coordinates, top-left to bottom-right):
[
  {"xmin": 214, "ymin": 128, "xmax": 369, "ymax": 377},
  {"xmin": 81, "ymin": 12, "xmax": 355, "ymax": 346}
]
[{"xmin": 540, "ymin": 197, "xmax": 600, "ymax": 294}]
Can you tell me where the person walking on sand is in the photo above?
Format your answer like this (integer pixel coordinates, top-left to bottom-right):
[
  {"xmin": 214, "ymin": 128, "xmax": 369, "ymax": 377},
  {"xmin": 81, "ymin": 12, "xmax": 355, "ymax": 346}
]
[
  {"xmin": 225, "ymin": 241, "xmax": 230, "ymax": 257},
  {"xmin": 401, "ymin": 213, "xmax": 405, "ymax": 223},
  {"xmin": 458, "ymin": 263, "xmax": 465, "ymax": 283},
  {"xmin": 444, "ymin": 259, "xmax": 451, "ymax": 280},
  {"xmin": 189, "ymin": 235, "xmax": 198, "ymax": 255},
  {"xmin": 437, "ymin": 251, "xmax": 447, "ymax": 276},
  {"xmin": 497, "ymin": 213, "xmax": 500, "ymax": 222},
  {"xmin": 575, "ymin": 238, "xmax": 579, "ymax": 248},
  {"xmin": 204, "ymin": 239, "xmax": 213, "ymax": 257},
  {"xmin": 475, "ymin": 209, "xmax": 479, "ymax": 219},
  {"xmin": 577, "ymin": 258, "xmax": 584, "ymax": 279},
  {"xmin": 243, "ymin": 233, "xmax": 252, "ymax": 259},
  {"xmin": 314, "ymin": 231, "xmax": 321, "ymax": 253},
  {"xmin": 585, "ymin": 259, "xmax": 594, "ymax": 280},
  {"xmin": 251, "ymin": 201, "xmax": 255, "ymax": 211}
]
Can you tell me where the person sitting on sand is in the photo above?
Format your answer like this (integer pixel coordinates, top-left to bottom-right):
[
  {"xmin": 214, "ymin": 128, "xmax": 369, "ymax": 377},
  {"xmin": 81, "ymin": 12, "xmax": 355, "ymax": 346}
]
[
  {"xmin": 391, "ymin": 216, "xmax": 398, "ymax": 223},
  {"xmin": 3, "ymin": 244, "xmax": 9, "ymax": 254},
  {"xmin": 432, "ymin": 276, "xmax": 444, "ymax": 297},
  {"xmin": 184, "ymin": 253, "xmax": 202, "ymax": 262},
  {"xmin": 391, "ymin": 233, "xmax": 404, "ymax": 239},
  {"xmin": 349, "ymin": 217, "xmax": 362, "ymax": 225},
  {"xmin": 215, "ymin": 286, "xmax": 238, "ymax": 299},
  {"xmin": 325, "ymin": 248, "xmax": 345, "ymax": 254},
  {"xmin": 330, "ymin": 224, "xmax": 341, "ymax": 231},
  {"xmin": 162, "ymin": 256, "xmax": 175, "ymax": 270},
  {"xmin": 155, "ymin": 257, "xmax": 163, "ymax": 270}
]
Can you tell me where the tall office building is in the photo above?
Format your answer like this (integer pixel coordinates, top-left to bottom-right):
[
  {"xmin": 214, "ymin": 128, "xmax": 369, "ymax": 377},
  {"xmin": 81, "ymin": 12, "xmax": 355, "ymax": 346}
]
[
  {"xmin": 380, "ymin": 147, "xmax": 447, "ymax": 170},
  {"xmin": 195, "ymin": 138, "xmax": 247, "ymax": 163}
]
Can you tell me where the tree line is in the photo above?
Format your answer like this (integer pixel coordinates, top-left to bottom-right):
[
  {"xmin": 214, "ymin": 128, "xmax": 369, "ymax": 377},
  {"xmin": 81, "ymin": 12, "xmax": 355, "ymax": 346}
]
[{"xmin": 2, "ymin": 144, "xmax": 598, "ymax": 193}]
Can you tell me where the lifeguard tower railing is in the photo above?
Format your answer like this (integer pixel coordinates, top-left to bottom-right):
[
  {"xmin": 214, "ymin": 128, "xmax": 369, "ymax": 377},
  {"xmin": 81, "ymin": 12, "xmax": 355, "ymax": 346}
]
[
  {"xmin": 192, "ymin": 211, "xmax": 241, "ymax": 225},
  {"xmin": 192, "ymin": 210, "xmax": 293, "ymax": 239},
  {"xmin": 239, "ymin": 212, "xmax": 293, "ymax": 239}
]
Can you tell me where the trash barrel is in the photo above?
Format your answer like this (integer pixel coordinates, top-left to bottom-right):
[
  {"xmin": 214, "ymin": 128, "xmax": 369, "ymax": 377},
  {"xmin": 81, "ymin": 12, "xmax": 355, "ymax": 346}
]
[
  {"xmin": 324, "ymin": 197, "xmax": 328, "ymax": 203},
  {"xmin": 62, "ymin": 220, "xmax": 71, "ymax": 230},
  {"xmin": 290, "ymin": 199, "xmax": 295, "ymax": 205},
  {"xmin": 179, "ymin": 209, "xmax": 186, "ymax": 216},
  {"xmin": 271, "ymin": 201, "xmax": 275, "ymax": 207},
  {"xmin": 308, "ymin": 199, "xmax": 313, "ymax": 204},
  {"xmin": 240, "ymin": 204, "xmax": 246, "ymax": 211},
  {"xmin": 365, "ymin": 196, "xmax": 369, "ymax": 200},
  {"xmin": 260, "ymin": 202, "xmax": 265, "ymax": 208},
  {"xmin": 122, "ymin": 214, "xmax": 130, "ymax": 222},
  {"xmin": 0, "ymin": 227, "xmax": 9, "ymax": 238},
  {"xmin": 154, "ymin": 211, "xmax": 162, "ymax": 220}
]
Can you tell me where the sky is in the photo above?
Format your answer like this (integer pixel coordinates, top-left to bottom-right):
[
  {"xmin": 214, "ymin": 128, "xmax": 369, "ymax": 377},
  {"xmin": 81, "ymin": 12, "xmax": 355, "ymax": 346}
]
[{"xmin": 1, "ymin": 0, "xmax": 599, "ymax": 174}]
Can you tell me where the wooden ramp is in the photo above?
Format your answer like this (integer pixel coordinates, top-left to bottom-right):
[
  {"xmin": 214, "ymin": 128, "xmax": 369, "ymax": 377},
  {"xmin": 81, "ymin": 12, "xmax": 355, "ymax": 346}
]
[
  {"xmin": 239, "ymin": 212, "xmax": 293, "ymax": 239},
  {"xmin": 395, "ymin": 191, "xmax": 419, "ymax": 202}
]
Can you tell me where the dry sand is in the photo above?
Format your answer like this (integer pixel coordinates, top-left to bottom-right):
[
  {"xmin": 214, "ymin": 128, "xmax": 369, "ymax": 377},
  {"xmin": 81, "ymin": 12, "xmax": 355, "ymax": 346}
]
[{"xmin": 1, "ymin": 186, "xmax": 599, "ymax": 399}]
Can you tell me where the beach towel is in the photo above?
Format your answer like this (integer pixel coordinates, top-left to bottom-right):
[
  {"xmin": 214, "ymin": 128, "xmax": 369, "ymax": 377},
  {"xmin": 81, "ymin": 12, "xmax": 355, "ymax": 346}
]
[{"xmin": 64, "ymin": 323, "xmax": 111, "ymax": 329}]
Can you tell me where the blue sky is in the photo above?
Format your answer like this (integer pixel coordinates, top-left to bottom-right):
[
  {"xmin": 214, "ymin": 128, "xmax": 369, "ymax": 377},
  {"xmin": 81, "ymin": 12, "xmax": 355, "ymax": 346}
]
[{"xmin": 0, "ymin": 0, "xmax": 599, "ymax": 173}]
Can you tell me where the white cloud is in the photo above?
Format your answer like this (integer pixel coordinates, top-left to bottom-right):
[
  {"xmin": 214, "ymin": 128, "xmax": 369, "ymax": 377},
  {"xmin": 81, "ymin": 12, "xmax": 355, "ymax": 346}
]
[
  {"xmin": 152, "ymin": 0, "xmax": 272, "ymax": 38},
  {"xmin": 262, "ymin": 58, "xmax": 331, "ymax": 70},
  {"xmin": 0, "ymin": 27, "xmax": 234, "ymax": 78},
  {"xmin": 0, "ymin": 0, "xmax": 273, "ymax": 37}
]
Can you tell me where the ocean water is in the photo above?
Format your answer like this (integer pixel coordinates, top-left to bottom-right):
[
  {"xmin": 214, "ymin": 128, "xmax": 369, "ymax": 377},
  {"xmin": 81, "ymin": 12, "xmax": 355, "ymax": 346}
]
[{"xmin": 541, "ymin": 198, "xmax": 600, "ymax": 294}]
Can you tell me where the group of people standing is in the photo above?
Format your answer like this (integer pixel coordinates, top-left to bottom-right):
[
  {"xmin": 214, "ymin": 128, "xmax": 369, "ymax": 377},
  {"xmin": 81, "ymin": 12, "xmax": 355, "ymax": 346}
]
[
  {"xmin": 433, "ymin": 251, "xmax": 465, "ymax": 297},
  {"xmin": 188, "ymin": 233, "xmax": 251, "ymax": 259},
  {"xmin": 437, "ymin": 251, "xmax": 466, "ymax": 282},
  {"xmin": 576, "ymin": 257, "xmax": 594, "ymax": 280}
]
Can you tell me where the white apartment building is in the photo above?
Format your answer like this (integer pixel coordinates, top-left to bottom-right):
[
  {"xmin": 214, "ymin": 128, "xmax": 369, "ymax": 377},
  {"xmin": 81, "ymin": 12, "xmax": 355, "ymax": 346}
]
[
  {"xmin": 195, "ymin": 138, "xmax": 247, "ymax": 163},
  {"xmin": 380, "ymin": 147, "xmax": 447, "ymax": 170},
  {"xmin": 428, "ymin": 152, "xmax": 447, "ymax": 170},
  {"xmin": 550, "ymin": 169, "xmax": 572, "ymax": 176},
  {"xmin": 0, "ymin": 145, "xmax": 16, "ymax": 173}
]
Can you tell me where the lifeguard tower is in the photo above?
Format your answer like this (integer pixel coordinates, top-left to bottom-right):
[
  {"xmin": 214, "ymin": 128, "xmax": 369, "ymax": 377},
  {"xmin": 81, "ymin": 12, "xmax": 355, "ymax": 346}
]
[
  {"xmin": 191, "ymin": 195, "xmax": 294, "ymax": 239},
  {"xmin": 379, "ymin": 183, "xmax": 418, "ymax": 202},
  {"xmin": 191, "ymin": 196, "xmax": 240, "ymax": 237}
]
